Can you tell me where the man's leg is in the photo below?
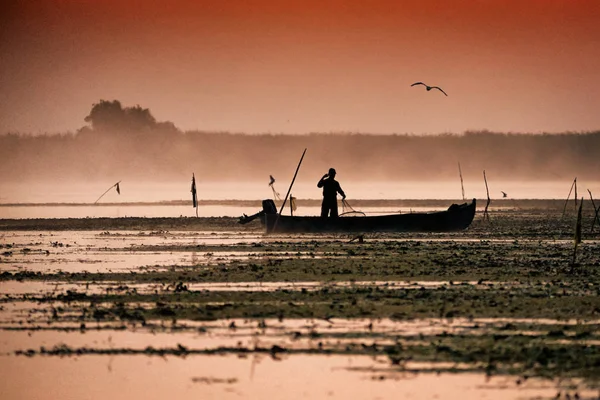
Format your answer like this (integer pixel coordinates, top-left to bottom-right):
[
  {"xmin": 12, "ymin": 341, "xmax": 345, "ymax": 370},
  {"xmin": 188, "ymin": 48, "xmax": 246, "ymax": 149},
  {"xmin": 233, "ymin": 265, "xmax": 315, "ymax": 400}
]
[
  {"xmin": 330, "ymin": 200, "xmax": 338, "ymax": 217},
  {"xmin": 321, "ymin": 201, "xmax": 329, "ymax": 217}
]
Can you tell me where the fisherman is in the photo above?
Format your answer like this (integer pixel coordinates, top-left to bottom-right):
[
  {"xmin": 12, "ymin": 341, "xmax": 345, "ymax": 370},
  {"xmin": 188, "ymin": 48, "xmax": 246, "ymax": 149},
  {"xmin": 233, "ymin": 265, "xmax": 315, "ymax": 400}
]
[{"xmin": 317, "ymin": 168, "xmax": 346, "ymax": 217}]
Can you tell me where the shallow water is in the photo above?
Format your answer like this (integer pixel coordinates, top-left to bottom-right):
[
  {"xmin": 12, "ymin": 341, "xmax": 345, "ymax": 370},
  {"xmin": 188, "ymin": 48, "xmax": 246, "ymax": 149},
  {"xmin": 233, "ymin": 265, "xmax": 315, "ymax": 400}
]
[
  {"xmin": 2, "ymin": 179, "xmax": 599, "ymax": 219},
  {"xmin": 0, "ymin": 204, "xmax": 459, "ymax": 219},
  {"xmin": 1, "ymin": 215, "xmax": 600, "ymax": 400},
  {"xmin": 4, "ymin": 353, "xmax": 591, "ymax": 400},
  {"xmin": 2, "ymin": 316, "xmax": 599, "ymax": 399},
  {"xmin": 0, "ymin": 279, "xmax": 538, "ymax": 297}
]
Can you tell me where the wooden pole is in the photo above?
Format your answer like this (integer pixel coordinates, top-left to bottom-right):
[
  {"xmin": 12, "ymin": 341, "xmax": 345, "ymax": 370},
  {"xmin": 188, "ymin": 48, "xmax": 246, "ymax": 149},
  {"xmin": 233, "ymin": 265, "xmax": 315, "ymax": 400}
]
[
  {"xmin": 458, "ymin": 162, "xmax": 465, "ymax": 201},
  {"xmin": 562, "ymin": 178, "xmax": 576, "ymax": 217},
  {"xmin": 271, "ymin": 149, "xmax": 307, "ymax": 233},
  {"xmin": 94, "ymin": 181, "xmax": 121, "ymax": 204},
  {"xmin": 572, "ymin": 198, "xmax": 583, "ymax": 265},
  {"xmin": 589, "ymin": 189, "xmax": 600, "ymax": 233},
  {"xmin": 191, "ymin": 173, "xmax": 198, "ymax": 217},
  {"xmin": 278, "ymin": 149, "xmax": 307, "ymax": 215},
  {"xmin": 574, "ymin": 178, "xmax": 578, "ymax": 208},
  {"xmin": 483, "ymin": 170, "xmax": 491, "ymax": 222}
]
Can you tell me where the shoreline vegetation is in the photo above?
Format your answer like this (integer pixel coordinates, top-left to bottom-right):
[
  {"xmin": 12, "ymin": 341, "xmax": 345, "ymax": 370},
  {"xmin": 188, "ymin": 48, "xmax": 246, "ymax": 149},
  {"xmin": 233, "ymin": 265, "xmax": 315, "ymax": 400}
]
[
  {"xmin": 2, "ymin": 130, "xmax": 599, "ymax": 182},
  {"xmin": 1, "ymin": 100, "xmax": 599, "ymax": 182}
]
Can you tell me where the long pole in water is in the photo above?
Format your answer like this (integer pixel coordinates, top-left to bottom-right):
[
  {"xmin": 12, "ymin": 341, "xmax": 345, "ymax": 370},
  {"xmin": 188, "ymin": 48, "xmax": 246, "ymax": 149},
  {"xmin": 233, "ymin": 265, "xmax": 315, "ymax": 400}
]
[
  {"xmin": 279, "ymin": 148, "xmax": 307, "ymax": 215},
  {"xmin": 94, "ymin": 181, "xmax": 121, "ymax": 204},
  {"xmin": 483, "ymin": 170, "xmax": 490, "ymax": 222},
  {"xmin": 458, "ymin": 162, "xmax": 465, "ymax": 201},
  {"xmin": 562, "ymin": 178, "xmax": 576, "ymax": 217},
  {"xmin": 271, "ymin": 149, "xmax": 307, "ymax": 233},
  {"xmin": 589, "ymin": 189, "xmax": 600, "ymax": 232}
]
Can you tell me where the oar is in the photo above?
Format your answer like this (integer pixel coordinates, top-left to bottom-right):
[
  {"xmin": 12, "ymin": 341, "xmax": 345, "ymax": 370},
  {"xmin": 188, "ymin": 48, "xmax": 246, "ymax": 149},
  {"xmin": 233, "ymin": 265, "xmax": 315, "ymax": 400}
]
[
  {"xmin": 278, "ymin": 148, "xmax": 307, "ymax": 215},
  {"xmin": 272, "ymin": 148, "xmax": 307, "ymax": 232}
]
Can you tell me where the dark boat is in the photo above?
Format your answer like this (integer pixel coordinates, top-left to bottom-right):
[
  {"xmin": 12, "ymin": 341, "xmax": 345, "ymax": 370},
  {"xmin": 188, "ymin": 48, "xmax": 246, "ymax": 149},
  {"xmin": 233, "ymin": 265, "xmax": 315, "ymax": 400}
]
[{"xmin": 239, "ymin": 199, "xmax": 477, "ymax": 234}]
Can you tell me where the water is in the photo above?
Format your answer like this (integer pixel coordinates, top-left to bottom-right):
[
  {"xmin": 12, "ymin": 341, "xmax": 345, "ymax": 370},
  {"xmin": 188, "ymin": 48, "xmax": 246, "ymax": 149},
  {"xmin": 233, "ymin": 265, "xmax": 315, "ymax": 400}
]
[
  {"xmin": 1, "ymin": 179, "xmax": 598, "ymax": 219},
  {"xmin": 2, "ymin": 180, "xmax": 598, "ymax": 203},
  {"xmin": 1, "ymin": 186, "xmax": 599, "ymax": 399},
  {"xmin": 2, "ymin": 316, "xmax": 598, "ymax": 399},
  {"xmin": 2, "ymin": 354, "xmax": 584, "ymax": 400}
]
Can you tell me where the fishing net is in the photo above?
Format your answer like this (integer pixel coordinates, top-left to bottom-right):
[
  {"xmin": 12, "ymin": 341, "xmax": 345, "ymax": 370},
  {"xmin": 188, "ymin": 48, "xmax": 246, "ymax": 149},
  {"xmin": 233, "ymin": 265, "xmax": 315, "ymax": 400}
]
[{"xmin": 340, "ymin": 199, "xmax": 366, "ymax": 217}]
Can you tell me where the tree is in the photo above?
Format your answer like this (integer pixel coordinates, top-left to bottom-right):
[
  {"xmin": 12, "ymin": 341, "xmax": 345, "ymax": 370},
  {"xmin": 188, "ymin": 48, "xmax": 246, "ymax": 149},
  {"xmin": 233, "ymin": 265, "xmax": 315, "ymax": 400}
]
[{"xmin": 83, "ymin": 100, "xmax": 161, "ymax": 133}]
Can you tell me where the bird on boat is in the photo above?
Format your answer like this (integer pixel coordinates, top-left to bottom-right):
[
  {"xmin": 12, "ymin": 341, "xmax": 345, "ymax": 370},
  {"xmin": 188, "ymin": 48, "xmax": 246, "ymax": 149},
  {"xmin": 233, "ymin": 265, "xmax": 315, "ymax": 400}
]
[
  {"xmin": 410, "ymin": 82, "xmax": 448, "ymax": 96},
  {"xmin": 269, "ymin": 175, "xmax": 275, "ymax": 186},
  {"xmin": 501, "ymin": 191, "xmax": 508, "ymax": 198}
]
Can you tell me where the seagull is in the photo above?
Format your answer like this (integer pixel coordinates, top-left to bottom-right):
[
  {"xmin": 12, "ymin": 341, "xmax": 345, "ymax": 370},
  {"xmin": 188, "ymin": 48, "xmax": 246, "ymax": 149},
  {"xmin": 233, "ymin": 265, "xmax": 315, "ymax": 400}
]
[
  {"xmin": 411, "ymin": 82, "xmax": 448, "ymax": 96},
  {"xmin": 501, "ymin": 191, "xmax": 507, "ymax": 198},
  {"xmin": 269, "ymin": 175, "xmax": 275, "ymax": 186}
]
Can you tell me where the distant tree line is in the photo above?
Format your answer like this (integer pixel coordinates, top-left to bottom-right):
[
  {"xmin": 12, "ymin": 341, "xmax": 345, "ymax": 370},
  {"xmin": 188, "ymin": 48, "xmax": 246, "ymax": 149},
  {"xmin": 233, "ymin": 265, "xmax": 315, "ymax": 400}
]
[{"xmin": 1, "ymin": 100, "xmax": 599, "ymax": 182}]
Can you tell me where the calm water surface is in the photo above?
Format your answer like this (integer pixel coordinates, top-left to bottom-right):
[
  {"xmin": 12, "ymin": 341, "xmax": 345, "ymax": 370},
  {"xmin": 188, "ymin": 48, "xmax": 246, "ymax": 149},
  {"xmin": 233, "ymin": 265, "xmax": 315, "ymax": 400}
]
[
  {"xmin": 3, "ymin": 180, "xmax": 599, "ymax": 203},
  {"xmin": 3, "ymin": 354, "xmax": 586, "ymax": 400}
]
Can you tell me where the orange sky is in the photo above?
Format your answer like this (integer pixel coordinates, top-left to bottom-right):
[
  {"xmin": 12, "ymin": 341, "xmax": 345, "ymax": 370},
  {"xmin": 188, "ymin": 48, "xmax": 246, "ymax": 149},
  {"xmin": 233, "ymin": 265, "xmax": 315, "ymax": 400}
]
[{"xmin": 1, "ymin": 0, "xmax": 600, "ymax": 134}]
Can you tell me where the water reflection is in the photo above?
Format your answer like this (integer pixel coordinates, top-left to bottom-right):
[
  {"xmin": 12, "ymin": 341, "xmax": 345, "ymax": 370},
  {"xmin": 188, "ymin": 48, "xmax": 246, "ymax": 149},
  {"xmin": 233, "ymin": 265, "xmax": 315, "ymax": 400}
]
[
  {"xmin": 1, "ymin": 353, "xmax": 595, "ymax": 400},
  {"xmin": 0, "ymin": 205, "xmax": 454, "ymax": 219}
]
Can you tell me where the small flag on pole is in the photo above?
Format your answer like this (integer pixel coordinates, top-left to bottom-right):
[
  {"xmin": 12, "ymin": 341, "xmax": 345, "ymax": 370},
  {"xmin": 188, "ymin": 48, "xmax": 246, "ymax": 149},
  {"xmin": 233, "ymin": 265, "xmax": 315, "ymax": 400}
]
[
  {"xmin": 269, "ymin": 175, "xmax": 281, "ymax": 200},
  {"xmin": 94, "ymin": 181, "xmax": 121, "ymax": 204},
  {"xmin": 191, "ymin": 174, "xmax": 198, "ymax": 208}
]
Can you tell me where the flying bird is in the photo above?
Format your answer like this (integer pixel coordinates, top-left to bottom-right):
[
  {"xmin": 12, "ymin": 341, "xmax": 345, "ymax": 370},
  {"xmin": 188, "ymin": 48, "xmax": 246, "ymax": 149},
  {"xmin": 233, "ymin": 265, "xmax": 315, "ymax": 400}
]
[
  {"xmin": 501, "ymin": 191, "xmax": 508, "ymax": 198},
  {"xmin": 411, "ymin": 82, "xmax": 448, "ymax": 96}
]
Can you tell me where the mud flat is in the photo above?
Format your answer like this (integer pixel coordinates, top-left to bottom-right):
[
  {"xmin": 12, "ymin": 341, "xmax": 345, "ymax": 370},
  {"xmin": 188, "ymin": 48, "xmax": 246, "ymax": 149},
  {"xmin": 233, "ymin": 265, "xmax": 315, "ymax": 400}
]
[{"xmin": 1, "ymin": 205, "xmax": 600, "ymax": 399}]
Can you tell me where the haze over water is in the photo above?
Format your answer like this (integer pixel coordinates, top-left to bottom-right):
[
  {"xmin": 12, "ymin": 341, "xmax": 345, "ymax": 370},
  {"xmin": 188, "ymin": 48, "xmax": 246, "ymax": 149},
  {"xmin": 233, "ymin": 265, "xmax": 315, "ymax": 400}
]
[
  {"xmin": 3, "ymin": 180, "xmax": 599, "ymax": 204},
  {"xmin": 1, "ymin": 180, "xmax": 598, "ymax": 219}
]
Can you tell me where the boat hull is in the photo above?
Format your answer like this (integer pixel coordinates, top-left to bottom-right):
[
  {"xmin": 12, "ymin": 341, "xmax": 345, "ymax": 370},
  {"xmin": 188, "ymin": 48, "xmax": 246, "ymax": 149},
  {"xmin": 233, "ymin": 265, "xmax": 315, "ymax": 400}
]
[{"xmin": 263, "ymin": 199, "xmax": 477, "ymax": 234}]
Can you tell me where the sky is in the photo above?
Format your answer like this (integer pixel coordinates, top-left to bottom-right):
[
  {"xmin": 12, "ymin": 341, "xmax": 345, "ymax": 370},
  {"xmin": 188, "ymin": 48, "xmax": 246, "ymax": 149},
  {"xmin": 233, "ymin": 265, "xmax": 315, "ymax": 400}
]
[{"xmin": 1, "ymin": 0, "xmax": 600, "ymax": 135}]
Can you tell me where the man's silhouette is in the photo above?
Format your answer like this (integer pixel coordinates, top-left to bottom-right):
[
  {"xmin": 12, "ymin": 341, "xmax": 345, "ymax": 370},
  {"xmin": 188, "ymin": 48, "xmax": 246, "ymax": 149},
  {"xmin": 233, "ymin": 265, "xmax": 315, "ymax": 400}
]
[{"xmin": 317, "ymin": 168, "xmax": 346, "ymax": 217}]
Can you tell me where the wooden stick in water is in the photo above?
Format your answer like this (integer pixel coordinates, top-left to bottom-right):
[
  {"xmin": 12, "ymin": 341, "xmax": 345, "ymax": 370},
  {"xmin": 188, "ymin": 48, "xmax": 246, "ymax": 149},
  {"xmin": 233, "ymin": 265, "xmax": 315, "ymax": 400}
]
[
  {"xmin": 279, "ymin": 149, "xmax": 307, "ymax": 215},
  {"xmin": 94, "ymin": 181, "xmax": 121, "ymax": 204},
  {"xmin": 458, "ymin": 162, "xmax": 465, "ymax": 201},
  {"xmin": 483, "ymin": 170, "xmax": 490, "ymax": 222},
  {"xmin": 572, "ymin": 197, "xmax": 583, "ymax": 265},
  {"xmin": 574, "ymin": 178, "xmax": 578, "ymax": 208},
  {"xmin": 272, "ymin": 149, "xmax": 307, "ymax": 233},
  {"xmin": 562, "ymin": 178, "xmax": 576, "ymax": 217},
  {"xmin": 589, "ymin": 189, "xmax": 600, "ymax": 233}
]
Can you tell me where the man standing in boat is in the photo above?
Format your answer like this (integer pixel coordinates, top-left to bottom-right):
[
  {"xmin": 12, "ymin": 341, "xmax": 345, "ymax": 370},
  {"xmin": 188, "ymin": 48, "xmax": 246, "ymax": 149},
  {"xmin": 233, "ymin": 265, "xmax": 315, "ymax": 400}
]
[{"xmin": 317, "ymin": 168, "xmax": 346, "ymax": 217}]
